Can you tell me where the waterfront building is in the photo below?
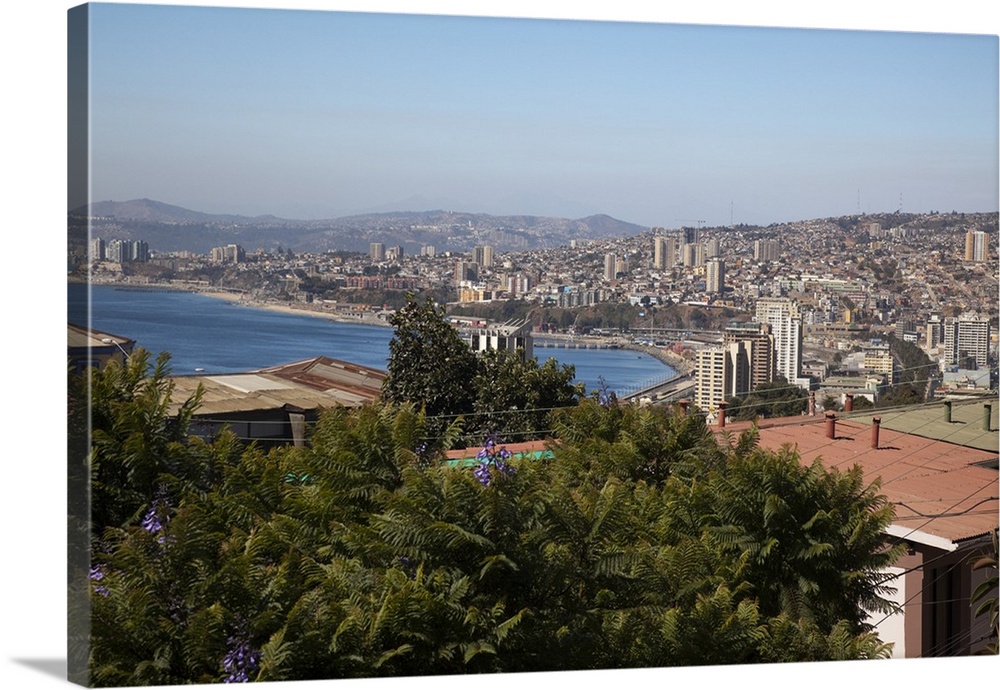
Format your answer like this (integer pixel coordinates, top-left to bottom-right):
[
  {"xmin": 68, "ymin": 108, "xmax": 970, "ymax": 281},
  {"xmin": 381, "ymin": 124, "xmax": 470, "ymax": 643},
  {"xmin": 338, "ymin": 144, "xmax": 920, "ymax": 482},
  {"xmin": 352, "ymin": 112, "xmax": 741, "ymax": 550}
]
[
  {"xmin": 943, "ymin": 313, "xmax": 991, "ymax": 370},
  {"xmin": 470, "ymin": 319, "xmax": 533, "ymax": 361},
  {"xmin": 211, "ymin": 243, "xmax": 245, "ymax": 264},
  {"xmin": 722, "ymin": 322, "xmax": 775, "ymax": 393},
  {"xmin": 754, "ymin": 297, "xmax": 810, "ymax": 389},
  {"xmin": 90, "ymin": 237, "xmax": 105, "ymax": 261},
  {"xmin": 694, "ymin": 341, "xmax": 749, "ymax": 411}
]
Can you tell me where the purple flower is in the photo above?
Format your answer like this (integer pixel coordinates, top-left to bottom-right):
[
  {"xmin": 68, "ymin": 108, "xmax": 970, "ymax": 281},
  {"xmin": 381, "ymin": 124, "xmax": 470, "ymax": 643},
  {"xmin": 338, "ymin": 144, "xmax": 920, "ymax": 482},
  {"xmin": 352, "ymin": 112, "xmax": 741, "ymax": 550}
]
[
  {"xmin": 141, "ymin": 498, "xmax": 172, "ymax": 544},
  {"xmin": 89, "ymin": 564, "xmax": 110, "ymax": 597},
  {"xmin": 222, "ymin": 632, "xmax": 261, "ymax": 683},
  {"xmin": 471, "ymin": 435, "xmax": 515, "ymax": 487},
  {"xmin": 473, "ymin": 462, "xmax": 493, "ymax": 486}
]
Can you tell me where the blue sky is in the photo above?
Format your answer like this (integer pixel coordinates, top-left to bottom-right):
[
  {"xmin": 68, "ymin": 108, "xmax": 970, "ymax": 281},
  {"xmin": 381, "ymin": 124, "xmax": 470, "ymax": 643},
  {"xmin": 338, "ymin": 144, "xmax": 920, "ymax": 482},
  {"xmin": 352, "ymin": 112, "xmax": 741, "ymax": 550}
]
[{"xmin": 81, "ymin": 2, "xmax": 998, "ymax": 227}]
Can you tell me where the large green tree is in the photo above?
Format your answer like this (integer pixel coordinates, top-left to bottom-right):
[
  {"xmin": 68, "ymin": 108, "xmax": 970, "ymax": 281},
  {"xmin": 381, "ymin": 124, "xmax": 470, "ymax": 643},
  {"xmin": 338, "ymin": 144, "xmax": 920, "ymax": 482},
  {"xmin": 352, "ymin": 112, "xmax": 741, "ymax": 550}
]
[
  {"xmin": 382, "ymin": 295, "xmax": 583, "ymax": 444},
  {"xmin": 381, "ymin": 296, "xmax": 479, "ymax": 422}
]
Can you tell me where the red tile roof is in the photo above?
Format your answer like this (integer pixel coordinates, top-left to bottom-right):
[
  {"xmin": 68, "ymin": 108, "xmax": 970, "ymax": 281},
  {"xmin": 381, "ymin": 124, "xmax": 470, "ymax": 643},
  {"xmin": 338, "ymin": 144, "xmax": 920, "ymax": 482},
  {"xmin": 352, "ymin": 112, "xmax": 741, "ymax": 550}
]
[{"xmin": 719, "ymin": 414, "xmax": 998, "ymax": 549}]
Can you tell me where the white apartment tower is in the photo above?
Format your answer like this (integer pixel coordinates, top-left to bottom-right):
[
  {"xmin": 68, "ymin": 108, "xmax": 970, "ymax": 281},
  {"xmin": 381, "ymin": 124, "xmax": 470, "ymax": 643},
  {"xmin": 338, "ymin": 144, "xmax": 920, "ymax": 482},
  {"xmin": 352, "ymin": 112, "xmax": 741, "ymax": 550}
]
[
  {"xmin": 754, "ymin": 297, "xmax": 810, "ymax": 389},
  {"xmin": 943, "ymin": 313, "xmax": 991, "ymax": 370}
]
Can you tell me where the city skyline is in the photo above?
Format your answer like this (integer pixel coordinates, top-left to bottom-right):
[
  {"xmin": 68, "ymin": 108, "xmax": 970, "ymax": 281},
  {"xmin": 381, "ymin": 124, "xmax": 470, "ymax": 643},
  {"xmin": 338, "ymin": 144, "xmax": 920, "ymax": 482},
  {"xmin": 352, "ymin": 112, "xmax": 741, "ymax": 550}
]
[{"xmin": 77, "ymin": 1, "xmax": 998, "ymax": 229}]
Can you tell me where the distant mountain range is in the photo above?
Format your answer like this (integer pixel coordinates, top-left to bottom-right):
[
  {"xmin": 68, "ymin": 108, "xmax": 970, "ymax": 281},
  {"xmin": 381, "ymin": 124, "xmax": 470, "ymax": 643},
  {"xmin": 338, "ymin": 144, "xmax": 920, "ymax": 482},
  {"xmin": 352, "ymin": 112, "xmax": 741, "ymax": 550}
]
[{"xmin": 71, "ymin": 199, "xmax": 649, "ymax": 254}]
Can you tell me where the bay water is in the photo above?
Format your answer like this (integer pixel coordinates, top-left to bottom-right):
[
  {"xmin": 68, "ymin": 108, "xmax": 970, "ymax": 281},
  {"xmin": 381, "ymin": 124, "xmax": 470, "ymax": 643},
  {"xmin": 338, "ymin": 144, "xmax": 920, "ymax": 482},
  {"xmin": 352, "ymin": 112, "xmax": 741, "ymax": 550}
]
[{"xmin": 70, "ymin": 283, "xmax": 674, "ymax": 396}]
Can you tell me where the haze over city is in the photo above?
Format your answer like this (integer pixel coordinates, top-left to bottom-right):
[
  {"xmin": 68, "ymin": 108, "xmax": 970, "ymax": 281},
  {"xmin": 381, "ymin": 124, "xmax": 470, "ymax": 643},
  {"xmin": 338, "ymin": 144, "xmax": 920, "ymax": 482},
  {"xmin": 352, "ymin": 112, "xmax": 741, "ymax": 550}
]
[{"xmin": 80, "ymin": 1, "xmax": 999, "ymax": 228}]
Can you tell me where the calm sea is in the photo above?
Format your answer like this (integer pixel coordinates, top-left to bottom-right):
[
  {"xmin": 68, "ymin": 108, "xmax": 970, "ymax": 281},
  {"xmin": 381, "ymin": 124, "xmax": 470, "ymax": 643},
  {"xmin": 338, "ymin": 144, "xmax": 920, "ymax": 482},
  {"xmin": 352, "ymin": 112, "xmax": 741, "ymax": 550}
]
[{"xmin": 70, "ymin": 283, "xmax": 674, "ymax": 396}]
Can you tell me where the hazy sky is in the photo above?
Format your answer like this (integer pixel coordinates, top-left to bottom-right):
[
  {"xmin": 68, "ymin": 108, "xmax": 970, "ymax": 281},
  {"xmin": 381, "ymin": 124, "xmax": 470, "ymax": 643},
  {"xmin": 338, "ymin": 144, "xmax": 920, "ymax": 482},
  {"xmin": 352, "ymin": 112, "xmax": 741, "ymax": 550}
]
[{"xmin": 82, "ymin": 1, "xmax": 999, "ymax": 227}]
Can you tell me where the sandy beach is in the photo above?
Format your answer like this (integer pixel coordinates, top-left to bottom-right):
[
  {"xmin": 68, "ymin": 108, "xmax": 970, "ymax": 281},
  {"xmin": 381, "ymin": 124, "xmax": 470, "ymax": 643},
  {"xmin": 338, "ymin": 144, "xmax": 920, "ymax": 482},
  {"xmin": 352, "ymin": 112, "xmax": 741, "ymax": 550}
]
[{"xmin": 198, "ymin": 289, "xmax": 394, "ymax": 327}]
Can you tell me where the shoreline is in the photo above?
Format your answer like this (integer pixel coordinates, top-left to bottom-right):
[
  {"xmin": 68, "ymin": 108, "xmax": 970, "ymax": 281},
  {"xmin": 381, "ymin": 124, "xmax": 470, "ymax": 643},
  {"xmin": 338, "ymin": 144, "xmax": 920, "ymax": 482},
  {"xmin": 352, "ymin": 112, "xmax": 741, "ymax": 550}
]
[{"xmin": 87, "ymin": 280, "xmax": 693, "ymax": 375}]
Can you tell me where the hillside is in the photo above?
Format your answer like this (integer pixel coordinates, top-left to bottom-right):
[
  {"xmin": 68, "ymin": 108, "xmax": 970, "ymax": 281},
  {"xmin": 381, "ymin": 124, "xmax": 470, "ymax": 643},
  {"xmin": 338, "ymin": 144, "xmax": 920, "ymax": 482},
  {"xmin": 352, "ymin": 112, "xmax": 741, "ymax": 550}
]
[{"xmin": 71, "ymin": 200, "xmax": 648, "ymax": 254}]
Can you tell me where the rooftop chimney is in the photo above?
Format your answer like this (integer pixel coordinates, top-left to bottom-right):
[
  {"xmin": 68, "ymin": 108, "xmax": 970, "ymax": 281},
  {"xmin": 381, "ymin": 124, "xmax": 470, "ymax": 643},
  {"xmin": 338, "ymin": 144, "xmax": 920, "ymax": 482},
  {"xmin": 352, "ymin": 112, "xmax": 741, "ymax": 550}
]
[
  {"xmin": 825, "ymin": 411, "xmax": 837, "ymax": 440},
  {"xmin": 717, "ymin": 401, "xmax": 728, "ymax": 428},
  {"xmin": 844, "ymin": 392, "xmax": 854, "ymax": 413},
  {"xmin": 808, "ymin": 391, "xmax": 816, "ymax": 416},
  {"xmin": 871, "ymin": 416, "xmax": 881, "ymax": 449},
  {"xmin": 984, "ymin": 403, "xmax": 993, "ymax": 432},
  {"xmin": 944, "ymin": 400, "xmax": 952, "ymax": 423}
]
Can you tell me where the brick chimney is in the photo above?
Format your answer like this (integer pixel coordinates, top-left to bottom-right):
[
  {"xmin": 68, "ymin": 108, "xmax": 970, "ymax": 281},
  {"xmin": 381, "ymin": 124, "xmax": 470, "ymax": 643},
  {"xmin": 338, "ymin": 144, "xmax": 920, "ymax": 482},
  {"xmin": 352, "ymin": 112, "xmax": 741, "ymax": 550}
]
[
  {"xmin": 844, "ymin": 392, "xmax": 854, "ymax": 413},
  {"xmin": 717, "ymin": 401, "xmax": 728, "ymax": 428},
  {"xmin": 825, "ymin": 411, "xmax": 837, "ymax": 440}
]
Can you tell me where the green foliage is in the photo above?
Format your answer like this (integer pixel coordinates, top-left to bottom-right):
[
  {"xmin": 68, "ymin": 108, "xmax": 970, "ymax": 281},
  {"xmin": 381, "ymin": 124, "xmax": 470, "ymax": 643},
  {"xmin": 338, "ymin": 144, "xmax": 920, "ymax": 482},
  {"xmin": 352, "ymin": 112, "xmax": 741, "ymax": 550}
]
[
  {"xmin": 470, "ymin": 349, "xmax": 583, "ymax": 444},
  {"xmin": 970, "ymin": 529, "xmax": 999, "ymax": 654},
  {"xmin": 383, "ymin": 295, "xmax": 583, "ymax": 444},
  {"xmin": 726, "ymin": 376, "xmax": 810, "ymax": 421},
  {"xmin": 84, "ymin": 370, "xmax": 903, "ymax": 684},
  {"xmin": 381, "ymin": 296, "xmax": 479, "ymax": 423}
]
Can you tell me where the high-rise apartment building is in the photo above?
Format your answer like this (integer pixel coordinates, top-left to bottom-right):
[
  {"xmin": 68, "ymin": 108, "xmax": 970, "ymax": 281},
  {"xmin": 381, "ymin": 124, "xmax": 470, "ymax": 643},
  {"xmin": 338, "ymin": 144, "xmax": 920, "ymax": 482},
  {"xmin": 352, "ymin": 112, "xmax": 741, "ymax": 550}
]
[
  {"xmin": 722, "ymin": 322, "xmax": 775, "ymax": 394},
  {"xmin": 695, "ymin": 341, "xmax": 750, "ymax": 411},
  {"xmin": 682, "ymin": 226, "xmax": 702, "ymax": 245},
  {"xmin": 454, "ymin": 261, "xmax": 478, "ymax": 285},
  {"xmin": 753, "ymin": 239, "xmax": 779, "ymax": 262},
  {"xmin": 706, "ymin": 258, "xmax": 725, "ymax": 294},
  {"xmin": 473, "ymin": 245, "xmax": 495, "ymax": 267},
  {"xmin": 926, "ymin": 314, "xmax": 944, "ymax": 350},
  {"xmin": 90, "ymin": 237, "xmax": 105, "ymax": 261},
  {"xmin": 754, "ymin": 297, "xmax": 810, "ymax": 389},
  {"xmin": 653, "ymin": 236, "xmax": 677, "ymax": 270},
  {"xmin": 211, "ymin": 243, "xmax": 245, "ymax": 264},
  {"xmin": 369, "ymin": 242, "xmax": 386, "ymax": 261},
  {"xmin": 943, "ymin": 313, "xmax": 991, "ymax": 370},
  {"xmin": 682, "ymin": 243, "xmax": 705, "ymax": 268},
  {"xmin": 705, "ymin": 238, "xmax": 721, "ymax": 258},
  {"xmin": 862, "ymin": 340, "xmax": 895, "ymax": 385},
  {"xmin": 965, "ymin": 229, "xmax": 988, "ymax": 262},
  {"xmin": 604, "ymin": 253, "xmax": 618, "ymax": 282}
]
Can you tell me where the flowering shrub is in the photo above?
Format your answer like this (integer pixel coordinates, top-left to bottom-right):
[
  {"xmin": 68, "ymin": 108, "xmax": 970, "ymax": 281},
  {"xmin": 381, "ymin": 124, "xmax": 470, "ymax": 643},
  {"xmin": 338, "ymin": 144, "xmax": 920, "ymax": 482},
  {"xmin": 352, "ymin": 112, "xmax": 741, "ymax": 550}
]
[
  {"xmin": 472, "ymin": 435, "xmax": 514, "ymax": 487},
  {"xmin": 222, "ymin": 631, "xmax": 261, "ymax": 684}
]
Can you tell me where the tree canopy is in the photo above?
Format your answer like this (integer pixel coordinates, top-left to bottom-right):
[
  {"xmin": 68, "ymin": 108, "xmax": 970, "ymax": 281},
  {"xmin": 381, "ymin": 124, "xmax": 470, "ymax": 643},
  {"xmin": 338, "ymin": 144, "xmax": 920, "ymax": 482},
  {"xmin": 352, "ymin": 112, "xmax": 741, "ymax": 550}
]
[
  {"xmin": 381, "ymin": 295, "xmax": 583, "ymax": 444},
  {"xmin": 74, "ymin": 356, "xmax": 904, "ymax": 685}
]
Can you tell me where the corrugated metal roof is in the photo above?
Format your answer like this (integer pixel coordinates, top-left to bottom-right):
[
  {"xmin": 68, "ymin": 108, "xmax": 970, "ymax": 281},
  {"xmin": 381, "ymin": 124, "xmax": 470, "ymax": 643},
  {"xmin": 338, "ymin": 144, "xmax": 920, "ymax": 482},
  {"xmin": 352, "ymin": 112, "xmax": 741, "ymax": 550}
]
[
  {"xmin": 67, "ymin": 323, "xmax": 135, "ymax": 349},
  {"xmin": 167, "ymin": 356, "xmax": 386, "ymax": 416}
]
